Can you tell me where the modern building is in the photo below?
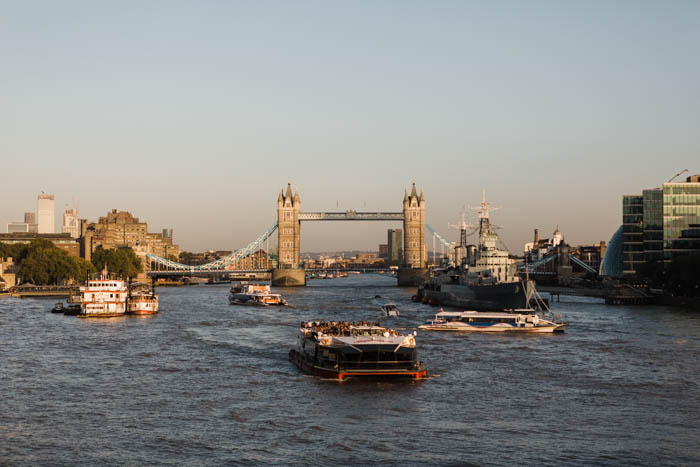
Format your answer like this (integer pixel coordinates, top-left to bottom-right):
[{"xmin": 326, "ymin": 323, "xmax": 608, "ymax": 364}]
[
  {"xmin": 662, "ymin": 176, "xmax": 700, "ymax": 260},
  {"xmin": 621, "ymin": 173, "xmax": 700, "ymax": 273},
  {"xmin": 622, "ymin": 194, "xmax": 644, "ymax": 273},
  {"xmin": 24, "ymin": 212, "xmax": 36, "ymax": 224},
  {"xmin": 7, "ymin": 222, "xmax": 38, "ymax": 233},
  {"xmin": 62, "ymin": 208, "xmax": 79, "ymax": 239},
  {"xmin": 378, "ymin": 244, "xmax": 388, "ymax": 258},
  {"xmin": 387, "ymin": 229, "xmax": 402, "ymax": 264},
  {"xmin": 37, "ymin": 193, "xmax": 55, "ymax": 234}
]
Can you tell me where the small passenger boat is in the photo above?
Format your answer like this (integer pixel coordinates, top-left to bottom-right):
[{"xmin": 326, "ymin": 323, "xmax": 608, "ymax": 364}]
[
  {"xmin": 419, "ymin": 310, "xmax": 566, "ymax": 333},
  {"xmin": 126, "ymin": 287, "xmax": 159, "ymax": 315},
  {"xmin": 289, "ymin": 321, "xmax": 427, "ymax": 381},
  {"xmin": 228, "ymin": 282, "xmax": 287, "ymax": 306},
  {"xmin": 381, "ymin": 303, "xmax": 400, "ymax": 316},
  {"xmin": 50, "ymin": 302, "xmax": 64, "ymax": 313}
]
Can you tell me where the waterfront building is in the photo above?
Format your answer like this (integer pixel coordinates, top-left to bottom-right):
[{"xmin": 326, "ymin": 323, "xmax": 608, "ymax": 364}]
[
  {"xmin": 662, "ymin": 176, "xmax": 700, "ymax": 259},
  {"xmin": 524, "ymin": 227, "xmax": 564, "ymax": 260},
  {"xmin": 387, "ymin": 229, "xmax": 402, "ymax": 265},
  {"xmin": 622, "ymin": 195, "xmax": 644, "ymax": 273},
  {"xmin": 0, "ymin": 257, "xmax": 17, "ymax": 290},
  {"xmin": 37, "ymin": 193, "xmax": 55, "ymax": 234},
  {"xmin": 600, "ymin": 227, "xmax": 623, "ymax": 276},
  {"xmin": 621, "ymin": 173, "xmax": 700, "ymax": 273},
  {"xmin": 378, "ymin": 244, "xmax": 388, "ymax": 258},
  {"xmin": 83, "ymin": 209, "xmax": 180, "ymax": 265},
  {"xmin": 0, "ymin": 232, "xmax": 80, "ymax": 257},
  {"xmin": 62, "ymin": 208, "xmax": 79, "ymax": 239}
]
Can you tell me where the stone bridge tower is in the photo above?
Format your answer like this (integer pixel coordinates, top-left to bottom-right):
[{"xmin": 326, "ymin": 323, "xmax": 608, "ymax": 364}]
[
  {"xmin": 272, "ymin": 182, "xmax": 306, "ymax": 286},
  {"xmin": 398, "ymin": 182, "xmax": 428, "ymax": 286}
]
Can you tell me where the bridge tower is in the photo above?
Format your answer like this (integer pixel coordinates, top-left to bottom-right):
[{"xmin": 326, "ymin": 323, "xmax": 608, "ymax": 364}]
[
  {"xmin": 272, "ymin": 182, "xmax": 306, "ymax": 286},
  {"xmin": 398, "ymin": 182, "xmax": 429, "ymax": 286}
]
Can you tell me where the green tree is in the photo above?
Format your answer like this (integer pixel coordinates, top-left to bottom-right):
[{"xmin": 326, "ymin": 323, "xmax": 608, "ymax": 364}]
[
  {"xmin": 15, "ymin": 239, "xmax": 91, "ymax": 285},
  {"xmin": 91, "ymin": 246, "xmax": 142, "ymax": 279}
]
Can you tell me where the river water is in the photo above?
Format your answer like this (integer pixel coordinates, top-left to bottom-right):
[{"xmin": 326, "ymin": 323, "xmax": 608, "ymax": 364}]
[{"xmin": 1, "ymin": 275, "xmax": 699, "ymax": 466}]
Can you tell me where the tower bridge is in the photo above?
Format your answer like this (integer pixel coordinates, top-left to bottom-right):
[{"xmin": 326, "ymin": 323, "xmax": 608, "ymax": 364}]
[
  {"xmin": 274, "ymin": 181, "xmax": 426, "ymax": 286},
  {"xmin": 147, "ymin": 181, "xmax": 444, "ymax": 286}
]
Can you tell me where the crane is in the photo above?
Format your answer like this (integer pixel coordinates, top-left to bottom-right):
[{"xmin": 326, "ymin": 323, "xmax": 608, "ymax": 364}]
[{"xmin": 667, "ymin": 169, "xmax": 688, "ymax": 183}]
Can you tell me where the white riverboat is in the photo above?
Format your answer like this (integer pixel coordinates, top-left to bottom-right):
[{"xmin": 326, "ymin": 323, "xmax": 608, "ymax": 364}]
[
  {"xmin": 78, "ymin": 277, "xmax": 128, "ymax": 318},
  {"xmin": 419, "ymin": 310, "xmax": 566, "ymax": 333},
  {"xmin": 127, "ymin": 286, "xmax": 159, "ymax": 315},
  {"xmin": 228, "ymin": 282, "xmax": 287, "ymax": 306}
]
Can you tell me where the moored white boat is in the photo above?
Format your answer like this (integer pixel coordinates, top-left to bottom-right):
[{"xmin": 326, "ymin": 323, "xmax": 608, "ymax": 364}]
[
  {"xmin": 127, "ymin": 290, "xmax": 159, "ymax": 315},
  {"xmin": 419, "ymin": 310, "xmax": 565, "ymax": 333},
  {"xmin": 78, "ymin": 276, "xmax": 127, "ymax": 318}
]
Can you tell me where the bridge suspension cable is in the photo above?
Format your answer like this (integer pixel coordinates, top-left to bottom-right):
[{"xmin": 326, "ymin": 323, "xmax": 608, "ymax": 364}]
[
  {"xmin": 146, "ymin": 223, "xmax": 278, "ymax": 271},
  {"xmin": 425, "ymin": 224, "xmax": 454, "ymax": 250}
]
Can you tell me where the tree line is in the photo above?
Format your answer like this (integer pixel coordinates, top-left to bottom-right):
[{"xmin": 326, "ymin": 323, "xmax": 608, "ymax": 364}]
[{"xmin": 0, "ymin": 240, "xmax": 142, "ymax": 285}]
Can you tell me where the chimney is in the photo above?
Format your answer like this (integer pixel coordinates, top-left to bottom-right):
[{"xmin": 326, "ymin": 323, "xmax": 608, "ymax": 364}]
[{"xmin": 534, "ymin": 228, "xmax": 539, "ymax": 246}]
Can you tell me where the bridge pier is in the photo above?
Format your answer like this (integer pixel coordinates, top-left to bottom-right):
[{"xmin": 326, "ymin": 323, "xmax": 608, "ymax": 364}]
[
  {"xmin": 396, "ymin": 268, "xmax": 428, "ymax": 287},
  {"xmin": 271, "ymin": 268, "xmax": 306, "ymax": 287}
]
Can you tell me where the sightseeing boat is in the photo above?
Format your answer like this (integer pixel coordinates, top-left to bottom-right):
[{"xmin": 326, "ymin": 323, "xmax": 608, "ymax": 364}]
[
  {"xmin": 289, "ymin": 321, "xmax": 427, "ymax": 380},
  {"xmin": 126, "ymin": 286, "xmax": 159, "ymax": 315},
  {"xmin": 228, "ymin": 282, "xmax": 287, "ymax": 306},
  {"xmin": 419, "ymin": 310, "xmax": 566, "ymax": 333},
  {"xmin": 77, "ymin": 276, "xmax": 128, "ymax": 318}
]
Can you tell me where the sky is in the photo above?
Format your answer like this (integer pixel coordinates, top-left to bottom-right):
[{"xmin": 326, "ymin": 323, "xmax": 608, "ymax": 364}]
[{"xmin": 2, "ymin": 1, "xmax": 699, "ymax": 254}]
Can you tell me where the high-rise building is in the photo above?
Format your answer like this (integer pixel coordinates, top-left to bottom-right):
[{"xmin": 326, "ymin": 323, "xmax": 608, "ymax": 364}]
[
  {"xmin": 62, "ymin": 208, "xmax": 79, "ymax": 239},
  {"xmin": 163, "ymin": 228, "xmax": 173, "ymax": 239},
  {"xmin": 387, "ymin": 228, "xmax": 402, "ymax": 264},
  {"xmin": 37, "ymin": 193, "xmax": 55, "ymax": 234},
  {"xmin": 622, "ymin": 195, "xmax": 643, "ymax": 273},
  {"xmin": 24, "ymin": 212, "xmax": 36, "ymax": 224},
  {"xmin": 621, "ymin": 174, "xmax": 700, "ymax": 273},
  {"xmin": 662, "ymin": 176, "xmax": 700, "ymax": 260}
]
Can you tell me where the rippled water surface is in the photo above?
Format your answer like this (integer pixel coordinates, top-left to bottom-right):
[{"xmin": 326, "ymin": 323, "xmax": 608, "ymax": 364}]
[{"xmin": 1, "ymin": 275, "xmax": 699, "ymax": 466}]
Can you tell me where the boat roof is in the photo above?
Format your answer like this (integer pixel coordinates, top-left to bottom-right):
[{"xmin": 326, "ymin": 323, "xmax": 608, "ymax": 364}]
[{"xmin": 436, "ymin": 310, "xmax": 536, "ymax": 318}]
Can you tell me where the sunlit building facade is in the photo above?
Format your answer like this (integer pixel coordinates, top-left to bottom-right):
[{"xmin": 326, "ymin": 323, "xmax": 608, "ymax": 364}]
[
  {"xmin": 663, "ymin": 177, "xmax": 700, "ymax": 259},
  {"xmin": 621, "ymin": 174, "xmax": 700, "ymax": 273}
]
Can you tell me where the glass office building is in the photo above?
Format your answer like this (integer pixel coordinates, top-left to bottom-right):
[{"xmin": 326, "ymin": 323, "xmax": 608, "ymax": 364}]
[
  {"xmin": 622, "ymin": 195, "xmax": 644, "ymax": 273},
  {"xmin": 642, "ymin": 188, "xmax": 663, "ymax": 263},
  {"xmin": 663, "ymin": 179, "xmax": 700, "ymax": 259},
  {"xmin": 621, "ymin": 174, "xmax": 700, "ymax": 273}
]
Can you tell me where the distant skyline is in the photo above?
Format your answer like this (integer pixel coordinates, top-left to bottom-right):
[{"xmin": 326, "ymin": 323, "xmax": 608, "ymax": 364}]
[{"xmin": 2, "ymin": 1, "xmax": 699, "ymax": 253}]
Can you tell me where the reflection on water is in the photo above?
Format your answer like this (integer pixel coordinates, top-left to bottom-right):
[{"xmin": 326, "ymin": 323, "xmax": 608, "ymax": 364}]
[{"xmin": 1, "ymin": 275, "xmax": 699, "ymax": 465}]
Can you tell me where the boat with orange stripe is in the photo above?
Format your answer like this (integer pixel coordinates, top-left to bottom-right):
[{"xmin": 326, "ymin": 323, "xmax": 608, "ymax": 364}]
[{"xmin": 289, "ymin": 321, "xmax": 427, "ymax": 381}]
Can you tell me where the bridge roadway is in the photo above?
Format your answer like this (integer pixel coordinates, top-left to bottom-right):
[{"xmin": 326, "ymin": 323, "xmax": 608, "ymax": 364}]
[
  {"xmin": 147, "ymin": 267, "xmax": 394, "ymax": 277},
  {"xmin": 298, "ymin": 211, "xmax": 404, "ymax": 221}
]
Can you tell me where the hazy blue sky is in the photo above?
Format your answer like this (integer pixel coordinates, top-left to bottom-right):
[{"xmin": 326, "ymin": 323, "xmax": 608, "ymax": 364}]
[{"xmin": 2, "ymin": 1, "xmax": 698, "ymax": 253}]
